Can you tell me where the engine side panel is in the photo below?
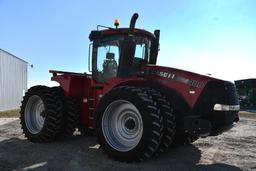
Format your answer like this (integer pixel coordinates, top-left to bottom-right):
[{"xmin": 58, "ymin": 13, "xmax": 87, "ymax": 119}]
[{"xmin": 142, "ymin": 65, "xmax": 218, "ymax": 108}]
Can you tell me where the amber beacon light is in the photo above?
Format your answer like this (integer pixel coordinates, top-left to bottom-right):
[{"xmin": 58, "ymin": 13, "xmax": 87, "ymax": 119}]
[{"xmin": 114, "ymin": 19, "xmax": 119, "ymax": 28}]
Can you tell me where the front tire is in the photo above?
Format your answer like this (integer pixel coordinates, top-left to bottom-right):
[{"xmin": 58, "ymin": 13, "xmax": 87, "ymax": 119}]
[
  {"xmin": 20, "ymin": 86, "xmax": 63, "ymax": 142},
  {"xmin": 95, "ymin": 86, "xmax": 163, "ymax": 162}
]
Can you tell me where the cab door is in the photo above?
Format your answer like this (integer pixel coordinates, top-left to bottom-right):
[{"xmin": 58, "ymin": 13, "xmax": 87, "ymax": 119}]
[{"xmin": 92, "ymin": 38, "xmax": 121, "ymax": 83}]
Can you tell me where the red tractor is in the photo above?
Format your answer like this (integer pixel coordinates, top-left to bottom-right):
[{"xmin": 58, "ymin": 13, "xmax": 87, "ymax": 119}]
[{"xmin": 20, "ymin": 13, "xmax": 240, "ymax": 162}]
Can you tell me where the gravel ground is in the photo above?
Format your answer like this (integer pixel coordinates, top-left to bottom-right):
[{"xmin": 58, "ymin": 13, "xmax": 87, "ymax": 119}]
[{"xmin": 0, "ymin": 117, "xmax": 255, "ymax": 171}]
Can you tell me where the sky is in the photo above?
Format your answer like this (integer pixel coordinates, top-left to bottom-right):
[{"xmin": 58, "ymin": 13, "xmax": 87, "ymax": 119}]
[{"xmin": 0, "ymin": 0, "xmax": 255, "ymax": 87}]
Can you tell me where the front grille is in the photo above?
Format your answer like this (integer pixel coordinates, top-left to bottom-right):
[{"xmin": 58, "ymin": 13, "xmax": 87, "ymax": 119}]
[{"xmin": 193, "ymin": 81, "xmax": 239, "ymax": 125}]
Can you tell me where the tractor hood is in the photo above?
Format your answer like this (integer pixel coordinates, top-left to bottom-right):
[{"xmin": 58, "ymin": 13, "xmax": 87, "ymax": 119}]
[
  {"xmin": 142, "ymin": 65, "xmax": 225, "ymax": 86},
  {"xmin": 141, "ymin": 65, "xmax": 235, "ymax": 108}
]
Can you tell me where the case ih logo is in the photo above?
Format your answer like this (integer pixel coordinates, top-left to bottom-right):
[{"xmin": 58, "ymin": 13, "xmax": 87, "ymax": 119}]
[{"xmin": 145, "ymin": 70, "xmax": 205, "ymax": 89}]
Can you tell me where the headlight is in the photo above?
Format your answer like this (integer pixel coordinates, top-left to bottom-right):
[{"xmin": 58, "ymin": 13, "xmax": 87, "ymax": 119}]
[{"xmin": 213, "ymin": 104, "xmax": 240, "ymax": 111}]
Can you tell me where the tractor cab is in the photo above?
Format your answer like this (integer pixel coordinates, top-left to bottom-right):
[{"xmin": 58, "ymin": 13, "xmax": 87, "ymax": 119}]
[{"xmin": 89, "ymin": 14, "xmax": 160, "ymax": 82}]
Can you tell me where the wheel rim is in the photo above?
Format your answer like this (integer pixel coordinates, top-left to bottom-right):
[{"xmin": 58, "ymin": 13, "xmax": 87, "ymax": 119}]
[
  {"xmin": 102, "ymin": 100, "xmax": 143, "ymax": 152},
  {"xmin": 24, "ymin": 95, "xmax": 45, "ymax": 134}
]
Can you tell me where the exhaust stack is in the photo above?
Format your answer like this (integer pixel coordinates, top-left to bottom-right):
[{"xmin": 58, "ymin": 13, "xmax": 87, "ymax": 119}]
[{"xmin": 129, "ymin": 13, "xmax": 139, "ymax": 34}]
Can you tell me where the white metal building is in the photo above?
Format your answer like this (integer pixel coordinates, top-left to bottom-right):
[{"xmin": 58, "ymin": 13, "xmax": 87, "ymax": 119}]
[{"xmin": 0, "ymin": 49, "xmax": 27, "ymax": 111}]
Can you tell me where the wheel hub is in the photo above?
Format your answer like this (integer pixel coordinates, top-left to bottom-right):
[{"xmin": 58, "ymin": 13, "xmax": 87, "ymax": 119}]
[
  {"xmin": 124, "ymin": 118, "xmax": 136, "ymax": 130},
  {"xmin": 24, "ymin": 95, "xmax": 45, "ymax": 134},
  {"xmin": 40, "ymin": 111, "xmax": 46, "ymax": 118},
  {"xmin": 102, "ymin": 100, "xmax": 143, "ymax": 152}
]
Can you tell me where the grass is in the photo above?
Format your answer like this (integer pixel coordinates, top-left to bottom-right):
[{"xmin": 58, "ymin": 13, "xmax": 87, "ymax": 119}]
[{"xmin": 0, "ymin": 109, "xmax": 20, "ymax": 118}]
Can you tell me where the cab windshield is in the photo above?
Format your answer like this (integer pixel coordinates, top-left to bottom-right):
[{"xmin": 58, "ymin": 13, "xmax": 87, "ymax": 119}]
[{"xmin": 92, "ymin": 35, "xmax": 151, "ymax": 82}]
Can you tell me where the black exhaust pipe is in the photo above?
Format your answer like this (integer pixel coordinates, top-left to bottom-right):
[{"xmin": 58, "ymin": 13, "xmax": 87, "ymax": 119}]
[
  {"xmin": 149, "ymin": 30, "xmax": 160, "ymax": 64},
  {"xmin": 129, "ymin": 13, "xmax": 139, "ymax": 34}
]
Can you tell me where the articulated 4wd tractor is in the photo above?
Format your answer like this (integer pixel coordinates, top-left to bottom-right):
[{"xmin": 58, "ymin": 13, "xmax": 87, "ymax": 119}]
[{"xmin": 20, "ymin": 13, "xmax": 240, "ymax": 162}]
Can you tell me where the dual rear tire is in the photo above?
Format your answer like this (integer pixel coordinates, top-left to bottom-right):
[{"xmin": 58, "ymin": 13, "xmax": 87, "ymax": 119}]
[
  {"xmin": 20, "ymin": 86, "xmax": 79, "ymax": 142},
  {"xmin": 20, "ymin": 86, "xmax": 63, "ymax": 142}
]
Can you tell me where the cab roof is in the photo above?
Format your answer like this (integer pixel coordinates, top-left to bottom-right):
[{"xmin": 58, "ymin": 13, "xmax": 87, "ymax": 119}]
[{"xmin": 89, "ymin": 28, "xmax": 156, "ymax": 41}]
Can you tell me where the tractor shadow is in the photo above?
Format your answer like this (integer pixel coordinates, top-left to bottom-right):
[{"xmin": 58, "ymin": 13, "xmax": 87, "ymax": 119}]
[
  {"xmin": 0, "ymin": 137, "xmax": 243, "ymax": 171},
  {"xmin": 0, "ymin": 120, "xmax": 243, "ymax": 171}
]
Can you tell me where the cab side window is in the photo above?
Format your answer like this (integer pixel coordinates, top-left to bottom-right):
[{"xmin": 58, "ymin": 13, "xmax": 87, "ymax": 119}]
[{"xmin": 96, "ymin": 41, "xmax": 120, "ymax": 82}]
